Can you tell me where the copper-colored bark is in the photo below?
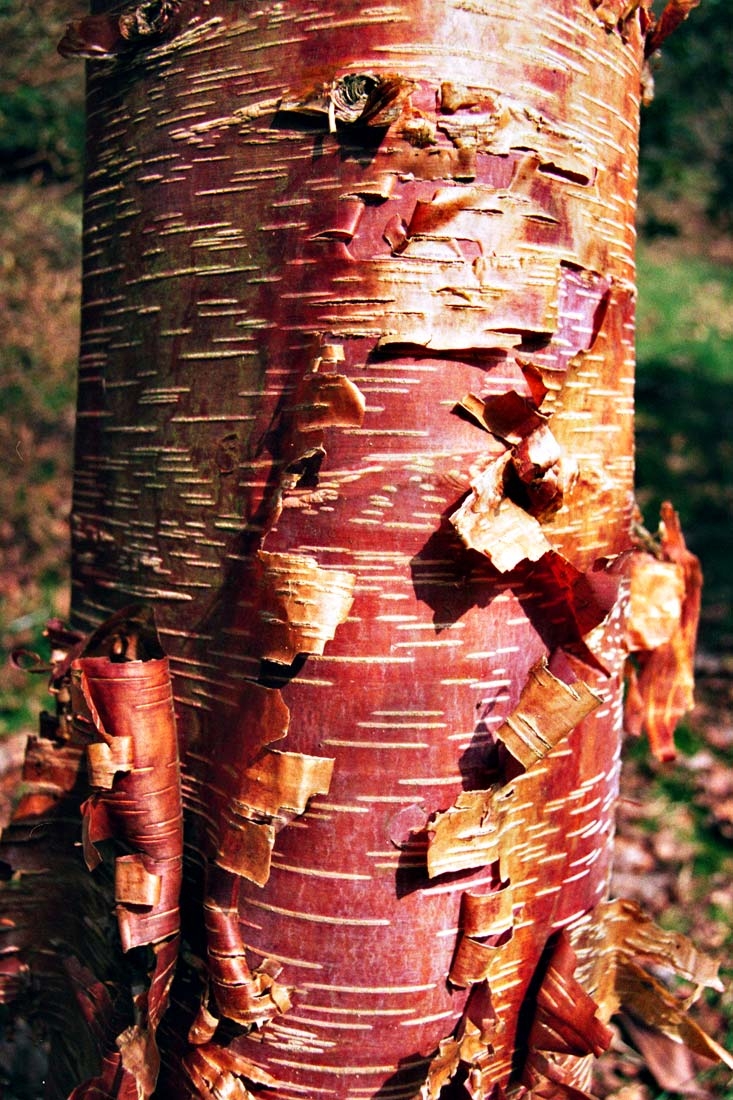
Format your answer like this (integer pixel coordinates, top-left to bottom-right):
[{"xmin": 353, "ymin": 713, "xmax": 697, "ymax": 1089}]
[
  {"xmin": 0, "ymin": 2, "xmax": 722, "ymax": 1099},
  {"xmin": 624, "ymin": 503, "xmax": 702, "ymax": 761}
]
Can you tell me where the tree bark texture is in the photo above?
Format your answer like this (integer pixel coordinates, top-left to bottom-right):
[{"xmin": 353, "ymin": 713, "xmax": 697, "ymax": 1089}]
[{"xmin": 1, "ymin": 2, "xmax": 725, "ymax": 1099}]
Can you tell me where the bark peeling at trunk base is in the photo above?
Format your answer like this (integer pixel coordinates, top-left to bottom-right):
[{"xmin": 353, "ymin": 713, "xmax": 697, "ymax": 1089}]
[{"xmin": 0, "ymin": 2, "xmax": 724, "ymax": 1099}]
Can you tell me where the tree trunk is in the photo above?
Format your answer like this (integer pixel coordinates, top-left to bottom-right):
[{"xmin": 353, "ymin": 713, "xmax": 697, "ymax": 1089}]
[{"xmin": 1, "ymin": 2, "xmax": 726, "ymax": 1099}]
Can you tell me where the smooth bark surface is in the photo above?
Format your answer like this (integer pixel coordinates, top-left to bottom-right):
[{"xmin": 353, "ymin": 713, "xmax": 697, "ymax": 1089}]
[{"xmin": 0, "ymin": 2, "xmax": 724, "ymax": 1099}]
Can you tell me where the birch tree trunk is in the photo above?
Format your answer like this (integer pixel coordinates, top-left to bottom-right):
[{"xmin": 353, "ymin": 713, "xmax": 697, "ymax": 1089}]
[{"xmin": 1, "ymin": 2, "xmax": 726, "ymax": 1099}]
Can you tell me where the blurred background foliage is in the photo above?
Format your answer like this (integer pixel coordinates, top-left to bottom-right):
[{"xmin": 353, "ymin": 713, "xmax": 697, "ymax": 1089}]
[
  {"xmin": 0, "ymin": 0, "xmax": 84, "ymax": 180},
  {"xmin": 0, "ymin": 4, "xmax": 732, "ymax": 1094},
  {"xmin": 640, "ymin": 0, "xmax": 732, "ymax": 234}
]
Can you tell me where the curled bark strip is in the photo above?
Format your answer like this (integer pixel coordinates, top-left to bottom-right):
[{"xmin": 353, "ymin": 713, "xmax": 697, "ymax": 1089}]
[
  {"xmin": 72, "ymin": 653, "xmax": 183, "ymax": 952},
  {"xmin": 449, "ymin": 886, "xmax": 514, "ymax": 988},
  {"xmin": 311, "ymin": 198, "xmax": 365, "ymax": 243},
  {"xmin": 623, "ymin": 504, "xmax": 701, "ymax": 760},
  {"xmin": 456, "ymin": 390, "xmax": 548, "ymax": 445},
  {"xmin": 494, "ymin": 660, "xmax": 601, "ymax": 772},
  {"xmin": 449, "ymin": 935, "xmax": 505, "ymax": 989},
  {"xmin": 461, "ymin": 885, "xmax": 515, "ymax": 940},
  {"xmin": 203, "ymin": 867, "xmax": 291, "ymax": 1027},
  {"xmin": 188, "ymin": 997, "xmax": 219, "ymax": 1047}
]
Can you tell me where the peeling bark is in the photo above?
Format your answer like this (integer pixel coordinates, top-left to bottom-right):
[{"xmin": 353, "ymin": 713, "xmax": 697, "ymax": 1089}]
[
  {"xmin": 624, "ymin": 503, "xmax": 702, "ymax": 760},
  {"xmin": 0, "ymin": 2, "xmax": 720, "ymax": 1099}
]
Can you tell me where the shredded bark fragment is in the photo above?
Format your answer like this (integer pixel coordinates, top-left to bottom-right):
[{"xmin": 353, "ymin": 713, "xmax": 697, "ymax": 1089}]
[
  {"xmin": 280, "ymin": 72, "xmax": 414, "ymax": 132},
  {"xmin": 117, "ymin": 1024, "xmax": 160, "ymax": 1100},
  {"xmin": 9, "ymin": 734, "xmax": 86, "ymax": 820},
  {"xmin": 183, "ymin": 1041, "xmax": 277, "ymax": 1100},
  {"xmin": 439, "ymin": 81, "xmax": 482, "ymax": 114},
  {"xmin": 527, "ymin": 933, "xmax": 613, "ymax": 1060},
  {"xmin": 495, "ymin": 661, "xmax": 601, "ymax": 772},
  {"xmin": 420, "ymin": 1035, "xmax": 464, "ymax": 1099},
  {"xmin": 277, "ymin": 353, "xmax": 365, "ymax": 495},
  {"xmin": 428, "ymin": 660, "xmax": 599, "ymax": 880},
  {"xmin": 596, "ymin": 897, "xmax": 722, "ymax": 994},
  {"xmin": 623, "ymin": 504, "xmax": 701, "ymax": 760},
  {"xmin": 645, "ymin": 0, "xmax": 702, "ymax": 56},
  {"xmin": 217, "ymin": 814, "xmax": 272, "ymax": 886},
  {"xmin": 450, "ymin": 453, "xmax": 552, "ymax": 572},
  {"xmin": 625, "ymin": 554, "xmax": 685, "ymax": 651},
  {"xmin": 521, "ymin": 1050, "xmax": 599, "ymax": 1099},
  {"xmin": 233, "ymin": 749, "xmax": 335, "ymax": 819},
  {"xmin": 566, "ymin": 897, "xmax": 733, "ymax": 1078},
  {"xmin": 454, "ymin": 390, "xmax": 575, "ymax": 521},
  {"xmin": 330, "ymin": 72, "xmax": 413, "ymax": 130},
  {"xmin": 615, "ymin": 959, "xmax": 733, "ymax": 1070},
  {"xmin": 217, "ymin": 749, "xmax": 334, "ymax": 885},
  {"xmin": 427, "ymin": 786, "xmax": 507, "ymax": 880},
  {"xmin": 421, "ymin": 984, "xmax": 498, "ymax": 1097},
  {"xmin": 250, "ymin": 550, "xmax": 356, "ymax": 665},
  {"xmin": 591, "ymin": 0, "xmax": 643, "ymax": 30},
  {"xmin": 211, "ymin": 683, "xmax": 290, "ymax": 881}
]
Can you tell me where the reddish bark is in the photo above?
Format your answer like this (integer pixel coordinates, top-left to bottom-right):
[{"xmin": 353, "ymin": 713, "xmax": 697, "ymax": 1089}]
[{"xmin": 0, "ymin": 2, "xmax": 723, "ymax": 1099}]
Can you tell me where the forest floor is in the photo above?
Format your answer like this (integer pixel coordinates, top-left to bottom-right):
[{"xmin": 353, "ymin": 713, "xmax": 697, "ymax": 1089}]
[{"xmin": 0, "ymin": 172, "xmax": 732, "ymax": 1098}]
